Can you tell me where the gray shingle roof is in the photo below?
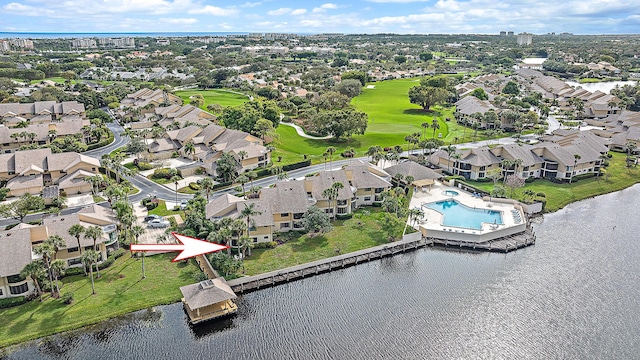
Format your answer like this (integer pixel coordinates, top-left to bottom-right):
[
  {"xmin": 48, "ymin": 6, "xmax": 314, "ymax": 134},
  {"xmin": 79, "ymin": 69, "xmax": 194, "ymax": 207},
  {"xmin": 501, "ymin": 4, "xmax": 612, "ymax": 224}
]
[
  {"xmin": 0, "ymin": 228, "xmax": 33, "ymax": 277},
  {"xmin": 385, "ymin": 161, "xmax": 442, "ymax": 180},
  {"xmin": 180, "ymin": 277, "xmax": 237, "ymax": 310},
  {"xmin": 260, "ymin": 180, "xmax": 311, "ymax": 214}
]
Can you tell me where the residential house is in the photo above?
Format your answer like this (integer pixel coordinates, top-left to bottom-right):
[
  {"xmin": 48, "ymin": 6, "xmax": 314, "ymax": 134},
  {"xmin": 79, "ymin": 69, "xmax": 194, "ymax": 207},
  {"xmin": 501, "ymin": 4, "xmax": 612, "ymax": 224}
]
[
  {"xmin": 0, "ymin": 206, "xmax": 117, "ymax": 299},
  {"xmin": 204, "ymin": 163, "xmax": 392, "ymax": 243},
  {"xmin": 0, "ymin": 101, "xmax": 86, "ymax": 122},
  {"xmin": 120, "ymin": 88, "xmax": 182, "ymax": 109},
  {"xmin": 0, "ymin": 148, "xmax": 100, "ymax": 197},
  {"xmin": 430, "ymin": 130, "xmax": 609, "ymax": 181}
]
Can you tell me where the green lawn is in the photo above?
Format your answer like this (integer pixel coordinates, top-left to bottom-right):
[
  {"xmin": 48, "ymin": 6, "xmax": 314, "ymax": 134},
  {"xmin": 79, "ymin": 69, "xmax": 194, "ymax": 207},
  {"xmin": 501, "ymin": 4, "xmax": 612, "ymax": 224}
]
[
  {"xmin": 242, "ymin": 208, "xmax": 404, "ymax": 276},
  {"xmin": 465, "ymin": 152, "xmax": 640, "ymax": 212},
  {"xmin": 274, "ymin": 78, "xmax": 464, "ymax": 165},
  {"xmin": 0, "ymin": 253, "xmax": 202, "ymax": 349},
  {"xmin": 149, "ymin": 200, "xmax": 185, "ymax": 217},
  {"xmin": 175, "ymin": 89, "xmax": 250, "ymax": 110}
]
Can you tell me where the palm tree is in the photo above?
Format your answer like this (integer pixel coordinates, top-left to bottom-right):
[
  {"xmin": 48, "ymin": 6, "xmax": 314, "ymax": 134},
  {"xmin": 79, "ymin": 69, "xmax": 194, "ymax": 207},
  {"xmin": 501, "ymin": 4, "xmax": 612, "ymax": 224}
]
[
  {"xmin": 328, "ymin": 182, "xmax": 345, "ymax": 219},
  {"xmin": 183, "ymin": 141, "xmax": 195, "ymax": 160},
  {"xmin": 21, "ymin": 261, "xmax": 45, "ymax": 301},
  {"xmin": 325, "ymin": 146, "xmax": 336, "ymax": 170},
  {"xmin": 366, "ymin": 145, "xmax": 381, "ymax": 163},
  {"xmin": 34, "ymin": 242, "xmax": 56, "ymax": 297},
  {"xmin": 68, "ymin": 224, "xmax": 86, "ymax": 255},
  {"xmin": 430, "ymin": 118, "xmax": 440, "ymax": 139},
  {"xmin": 276, "ymin": 171, "xmax": 288, "ymax": 181},
  {"xmin": 237, "ymin": 235, "xmax": 253, "ymax": 259},
  {"xmin": 444, "ymin": 145, "xmax": 456, "ymax": 173},
  {"xmin": 625, "ymin": 142, "xmax": 637, "ymax": 167},
  {"xmin": 170, "ymin": 175, "xmax": 181, "ymax": 206},
  {"xmin": 82, "ymin": 250, "xmax": 100, "ymax": 295},
  {"xmin": 512, "ymin": 158, "xmax": 524, "ymax": 177},
  {"xmin": 500, "ymin": 159, "xmax": 515, "ymax": 183},
  {"xmin": 246, "ymin": 171, "xmax": 257, "ymax": 188},
  {"xmin": 200, "ymin": 177, "xmax": 215, "ymax": 201},
  {"xmin": 240, "ymin": 203, "xmax": 262, "ymax": 237},
  {"xmin": 235, "ymin": 174, "xmax": 249, "ymax": 194},
  {"xmin": 405, "ymin": 175, "xmax": 415, "ymax": 189},
  {"xmin": 50, "ymin": 259, "xmax": 65, "ymax": 297},
  {"xmin": 131, "ymin": 225, "xmax": 146, "ymax": 279},
  {"xmin": 421, "ymin": 122, "xmax": 429, "ymax": 139},
  {"xmin": 451, "ymin": 153, "xmax": 462, "ymax": 175},
  {"xmin": 84, "ymin": 225, "xmax": 104, "ymax": 252},
  {"xmin": 570, "ymin": 154, "xmax": 581, "ymax": 183},
  {"xmin": 322, "ymin": 187, "xmax": 338, "ymax": 220}
]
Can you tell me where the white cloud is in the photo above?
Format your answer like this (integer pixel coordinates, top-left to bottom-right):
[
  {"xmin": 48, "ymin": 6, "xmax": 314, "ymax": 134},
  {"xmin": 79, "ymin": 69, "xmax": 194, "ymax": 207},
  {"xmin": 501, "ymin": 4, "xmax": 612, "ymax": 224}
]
[
  {"xmin": 267, "ymin": 7, "xmax": 292, "ymax": 16},
  {"xmin": 241, "ymin": 1, "xmax": 262, "ymax": 7},
  {"xmin": 291, "ymin": 9, "xmax": 307, "ymax": 15},
  {"xmin": 312, "ymin": 3, "xmax": 339, "ymax": 13},
  {"xmin": 362, "ymin": 13, "xmax": 445, "ymax": 26},
  {"xmin": 190, "ymin": 5, "xmax": 238, "ymax": 16},
  {"xmin": 159, "ymin": 17, "xmax": 198, "ymax": 24}
]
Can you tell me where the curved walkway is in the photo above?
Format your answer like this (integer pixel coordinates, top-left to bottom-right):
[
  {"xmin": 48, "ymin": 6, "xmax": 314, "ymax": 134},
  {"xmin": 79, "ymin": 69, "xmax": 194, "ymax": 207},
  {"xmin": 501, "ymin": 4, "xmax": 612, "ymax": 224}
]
[{"xmin": 281, "ymin": 122, "xmax": 333, "ymax": 140}]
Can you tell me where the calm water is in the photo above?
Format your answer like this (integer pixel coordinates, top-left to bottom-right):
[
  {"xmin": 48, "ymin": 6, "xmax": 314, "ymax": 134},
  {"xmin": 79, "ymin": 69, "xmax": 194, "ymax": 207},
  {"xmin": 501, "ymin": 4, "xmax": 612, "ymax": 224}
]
[
  {"xmin": 3, "ymin": 186, "xmax": 640, "ymax": 359},
  {"xmin": 565, "ymin": 80, "xmax": 638, "ymax": 94},
  {"xmin": 426, "ymin": 199, "xmax": 503, "ymax": 229}
]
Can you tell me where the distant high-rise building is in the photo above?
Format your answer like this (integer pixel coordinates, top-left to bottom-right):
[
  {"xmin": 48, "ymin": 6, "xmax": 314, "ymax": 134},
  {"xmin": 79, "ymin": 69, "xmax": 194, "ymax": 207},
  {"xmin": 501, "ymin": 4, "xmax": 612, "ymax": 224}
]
[
  {"xmin": 517, "ymin": 33, "xmax": 533, "ymax": 45},
  {"xmin": 72, "ymin": 38, "xmax": 97, "ymax": 48},
  {"xmin": 10, "ymin": 38, "xmax": 34, "ymax": 49},
  {"xmin": 0, "ymin": 40, "xmax": 10, "ymax": 52},
  {"xmin": 507, "ymin": 31, "xmax": 514, "ymax": 36},
  {"xmin": 499, "ymin": 31, "xmax": 507, "ymax": 37}
]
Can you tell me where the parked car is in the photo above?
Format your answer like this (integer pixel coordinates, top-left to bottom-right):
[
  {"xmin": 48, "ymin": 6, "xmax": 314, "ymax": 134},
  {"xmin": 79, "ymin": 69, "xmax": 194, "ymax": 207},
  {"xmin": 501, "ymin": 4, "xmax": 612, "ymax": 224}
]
[
  {"xmin": 148, "ymin": 219, "xmax": 170, "ymax": 228},
  {"xmin": 144, "ymin": 214, "xmax": 163, "ymax": 222},
  {"xmin": 180, "ymin": 199, "xmax": 188, "ymax": 210}
]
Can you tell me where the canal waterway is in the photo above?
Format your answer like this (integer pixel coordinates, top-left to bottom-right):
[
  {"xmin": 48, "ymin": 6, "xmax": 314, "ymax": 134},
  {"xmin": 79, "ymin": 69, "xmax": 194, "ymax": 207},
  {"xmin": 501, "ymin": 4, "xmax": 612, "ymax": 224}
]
[{"xmin": 3, "ymin": 186, "xmax": 640, "ymax": 359}]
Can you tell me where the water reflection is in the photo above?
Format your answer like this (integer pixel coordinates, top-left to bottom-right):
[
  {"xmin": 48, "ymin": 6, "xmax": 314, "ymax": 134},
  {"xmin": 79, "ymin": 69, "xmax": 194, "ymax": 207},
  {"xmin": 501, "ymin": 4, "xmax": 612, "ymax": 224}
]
[{"xmin": 3, "ymin": 185, "xmax": 640, "ymax": 359}]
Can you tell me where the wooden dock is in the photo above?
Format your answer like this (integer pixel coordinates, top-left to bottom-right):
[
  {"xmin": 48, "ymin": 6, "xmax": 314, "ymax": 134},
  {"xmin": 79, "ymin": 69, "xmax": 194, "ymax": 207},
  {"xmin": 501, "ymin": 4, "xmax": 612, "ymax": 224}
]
[
  {"xmin": 428, "ymin": 227, "xmax": 536, "ymax": 252},
  {"xmin": 228, "ymin": 233, "xmax": 430, "ymax": 294},
  {"xmin": 227, "ymin": 228, "xmax": 536, "ymax": 294}
]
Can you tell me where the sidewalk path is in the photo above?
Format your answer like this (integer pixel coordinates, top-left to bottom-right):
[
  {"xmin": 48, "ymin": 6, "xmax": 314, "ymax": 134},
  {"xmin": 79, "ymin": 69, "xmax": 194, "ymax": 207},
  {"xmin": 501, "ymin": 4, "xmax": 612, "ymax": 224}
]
[{"xmin": 281, "ymin": 122, "xmax": 333, "ymax": 140}]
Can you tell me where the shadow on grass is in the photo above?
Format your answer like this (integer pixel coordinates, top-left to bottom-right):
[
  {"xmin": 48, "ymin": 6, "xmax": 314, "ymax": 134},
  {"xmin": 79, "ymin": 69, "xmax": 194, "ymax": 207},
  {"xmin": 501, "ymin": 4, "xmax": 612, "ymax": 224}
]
[
  {"xmin": 290, "ymin": 235, "xmax": 328, "ymax": 253},
  {"xmin": 402, "ymin": 108, "xmax": 432, "ymax": 116}
]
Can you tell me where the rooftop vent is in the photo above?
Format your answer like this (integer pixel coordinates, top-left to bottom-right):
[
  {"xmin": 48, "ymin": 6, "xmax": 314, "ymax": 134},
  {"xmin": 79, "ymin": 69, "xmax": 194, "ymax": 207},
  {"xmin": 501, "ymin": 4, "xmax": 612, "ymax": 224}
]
[{"xmin": 199, "ymin": 279, "xmax": 215, "ymax": 289}]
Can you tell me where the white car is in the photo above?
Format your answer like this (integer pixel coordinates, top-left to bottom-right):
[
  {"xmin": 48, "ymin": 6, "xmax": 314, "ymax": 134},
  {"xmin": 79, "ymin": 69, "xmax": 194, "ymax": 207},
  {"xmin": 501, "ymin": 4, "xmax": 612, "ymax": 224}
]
[
  {"xmin": 148, "ymin": 219, "xmax": 170, "ymax": 228},
  {"xmin": 180, "ymin": 199, "xmax": 188, "ymax": 210}
]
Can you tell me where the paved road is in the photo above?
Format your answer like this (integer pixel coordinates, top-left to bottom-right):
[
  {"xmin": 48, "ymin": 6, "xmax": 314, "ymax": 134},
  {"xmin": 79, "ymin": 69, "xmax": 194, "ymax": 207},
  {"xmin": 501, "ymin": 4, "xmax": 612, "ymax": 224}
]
[{"xmin": 82, "ymin": 112, "xmax": 130, "ymax": 158}]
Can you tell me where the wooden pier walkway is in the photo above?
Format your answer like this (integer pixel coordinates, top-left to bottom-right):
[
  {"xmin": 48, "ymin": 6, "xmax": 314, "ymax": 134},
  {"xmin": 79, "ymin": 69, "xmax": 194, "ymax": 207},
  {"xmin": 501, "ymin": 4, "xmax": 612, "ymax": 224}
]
[
  {"xmin": 228, "ymin": 232, "xmax": 429, "ymax": 293},
  {"xmin": 227, "ymin": 228, "xmax": 536, "ymax": 294}
]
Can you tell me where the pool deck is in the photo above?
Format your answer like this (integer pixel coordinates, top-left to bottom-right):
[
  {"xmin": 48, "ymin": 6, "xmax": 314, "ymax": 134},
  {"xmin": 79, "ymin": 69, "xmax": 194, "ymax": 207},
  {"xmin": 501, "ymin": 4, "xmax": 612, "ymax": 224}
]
[{"xmin": 408, "ymin": 182, "xmax": 528, "ymax": 243}]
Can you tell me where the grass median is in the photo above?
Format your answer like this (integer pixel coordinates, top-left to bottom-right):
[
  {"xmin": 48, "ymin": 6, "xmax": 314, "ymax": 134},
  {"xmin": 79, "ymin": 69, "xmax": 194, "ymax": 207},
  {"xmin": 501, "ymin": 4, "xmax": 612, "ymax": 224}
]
[{"xmin": 0, "ymin": 253, "xmax": 202, "ymax": 349}]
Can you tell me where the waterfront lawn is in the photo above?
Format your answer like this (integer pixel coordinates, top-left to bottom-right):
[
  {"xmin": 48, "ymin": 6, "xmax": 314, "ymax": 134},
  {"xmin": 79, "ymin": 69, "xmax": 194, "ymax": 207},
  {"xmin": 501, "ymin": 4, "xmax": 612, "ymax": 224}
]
[
  {"xmin": 242, "ymin": 209, "xmax": 404, "ymax": 276},
  {"xmin": 466, "ymin": 152, "xmax": 640, "ymax": 212},
  {"xmin": 175, "ymin": 89, "xmax": 250, "ymax": 110},
  {"xmin": 0, "ymin": 254, "xmax": 202, "ymax": 349}
]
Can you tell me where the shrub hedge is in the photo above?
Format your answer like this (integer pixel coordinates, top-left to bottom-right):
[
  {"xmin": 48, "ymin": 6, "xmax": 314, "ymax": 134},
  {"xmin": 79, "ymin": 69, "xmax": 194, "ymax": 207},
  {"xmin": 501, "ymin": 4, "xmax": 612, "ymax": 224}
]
[{"xmin": 0, "ymin": 296, "xmax": 26, "ymax": 309}]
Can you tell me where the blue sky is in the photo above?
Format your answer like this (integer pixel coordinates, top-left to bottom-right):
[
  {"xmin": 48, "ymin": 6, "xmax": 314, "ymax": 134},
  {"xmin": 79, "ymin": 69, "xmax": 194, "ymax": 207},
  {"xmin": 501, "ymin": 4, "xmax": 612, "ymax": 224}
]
[{"xmin": 1, "ymin": 0, "xmax": 639, "ymax": 34}]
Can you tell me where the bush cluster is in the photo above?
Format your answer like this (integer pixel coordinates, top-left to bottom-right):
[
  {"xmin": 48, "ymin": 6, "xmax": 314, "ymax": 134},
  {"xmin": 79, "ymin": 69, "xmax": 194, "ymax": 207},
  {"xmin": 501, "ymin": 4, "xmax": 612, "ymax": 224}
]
[{"xmin": 0, "ymin": 296, "xmax": 26, "ymax": 309}]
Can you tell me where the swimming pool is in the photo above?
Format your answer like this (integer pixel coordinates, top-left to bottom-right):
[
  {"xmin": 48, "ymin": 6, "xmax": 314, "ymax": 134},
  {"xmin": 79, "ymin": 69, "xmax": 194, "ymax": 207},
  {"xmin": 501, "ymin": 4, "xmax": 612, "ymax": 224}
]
[{"xmin": 425, "ymin": 199, "xmax": 503, "ymax": 230}]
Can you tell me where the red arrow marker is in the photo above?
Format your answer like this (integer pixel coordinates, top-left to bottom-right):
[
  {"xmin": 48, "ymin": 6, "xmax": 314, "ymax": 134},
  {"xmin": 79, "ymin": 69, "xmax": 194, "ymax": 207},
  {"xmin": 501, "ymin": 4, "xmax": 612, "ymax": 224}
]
[{"xmin": 130, "ymin": 232, "xmax": 228, "ymax": 262}]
